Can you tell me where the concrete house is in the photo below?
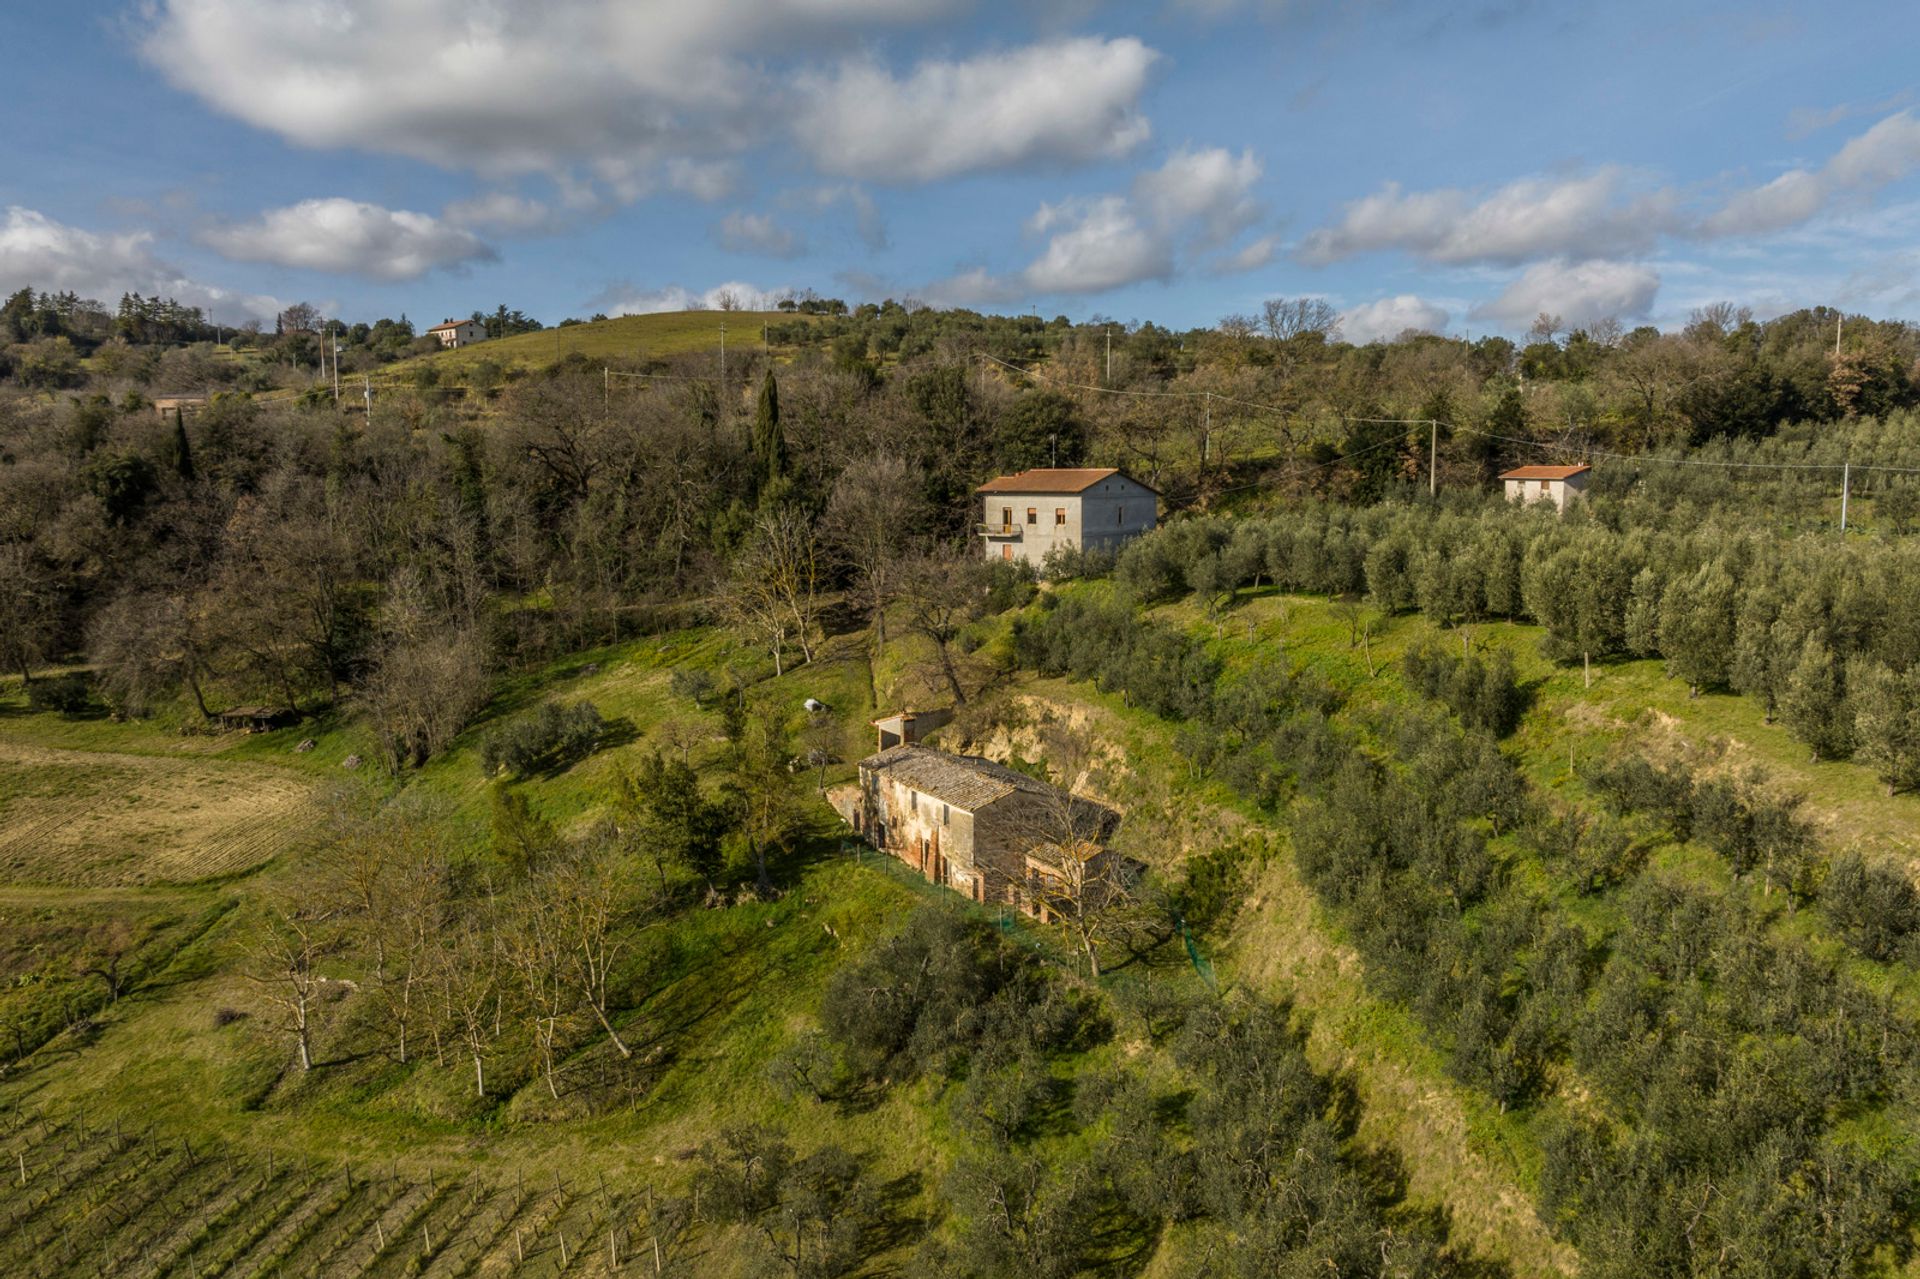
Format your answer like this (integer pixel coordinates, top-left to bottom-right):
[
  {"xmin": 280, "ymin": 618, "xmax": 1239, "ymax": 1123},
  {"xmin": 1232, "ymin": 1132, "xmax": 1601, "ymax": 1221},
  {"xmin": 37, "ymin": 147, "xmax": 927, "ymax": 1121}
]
[
  {"xmin": 843, "ymin": 745, "xmax": 1116, "ymax": 915},
  {"xmin": 428, "ymin": 318, "xmax": 489, "ymax": 349},
  {"xmin": 1499, "ymin": 464, "xmax": 1591, "ymax": 511},
  {"xmin": 977, "ymin": 468, "xmax": 1158, "ymax": 567}
]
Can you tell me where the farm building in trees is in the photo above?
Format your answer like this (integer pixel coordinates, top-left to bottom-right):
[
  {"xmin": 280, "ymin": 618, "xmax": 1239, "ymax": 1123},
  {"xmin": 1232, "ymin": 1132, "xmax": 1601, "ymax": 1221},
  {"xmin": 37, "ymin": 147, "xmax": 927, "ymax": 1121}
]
[
  {"xmin": 839, "ymin": 745, "xmax": 1120, "ymax": 918},
  {"xmin": 427, "ymin": 318, "xmax": 489, "ymax": 349},
  {"xmin": 1499, "ymin": 463, "xmax": 1591, "ymax": 510},
  {"xmin": 977, "ymin": 468, "xmax": 1158, "ymax": 567}
]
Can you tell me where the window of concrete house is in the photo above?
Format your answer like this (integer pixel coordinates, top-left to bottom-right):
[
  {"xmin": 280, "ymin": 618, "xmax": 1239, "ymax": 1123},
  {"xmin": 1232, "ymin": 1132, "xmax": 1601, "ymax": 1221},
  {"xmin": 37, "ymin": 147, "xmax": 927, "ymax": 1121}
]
[
  {"xmin": 1116, "ymin": 505, "xmax": 1124, "ymax": 525},
  {"xmin": 941, "ymin": 803, "xmax": 949, "ymax": 824},
  {"xmin": 1026, "ymin": 507, "xmax": 1037, "ymax": 524},
  {"xmin": 1054, "ymin": 508, "xmax": 1066, "ymax": 525},
  {"xmin": 1001, "ymin": 506, "xmax": 1012, "ymax": 527},
  {"xmin": 1539, "ymin": 480, "xmax": 1549, "ymax": 494}
]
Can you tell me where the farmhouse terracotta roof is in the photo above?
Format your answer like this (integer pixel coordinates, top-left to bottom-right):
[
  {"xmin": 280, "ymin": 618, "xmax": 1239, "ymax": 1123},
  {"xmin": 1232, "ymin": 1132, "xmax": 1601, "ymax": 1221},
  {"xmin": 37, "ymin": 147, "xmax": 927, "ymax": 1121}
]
[
  {"xmin": 1498, "ymin": 464, "xmax": 1591, "ymax": 481},
  {"xmin": 858, "ymin": 745, "xmax": 1057, "ymax": 811},
  {"xmin": 427, "ymin": 319, "xmax": 472, "ymax": 332},
  {"xmin": 976, "ymin": 468, "xmax": 1158, "ymax": 495}
]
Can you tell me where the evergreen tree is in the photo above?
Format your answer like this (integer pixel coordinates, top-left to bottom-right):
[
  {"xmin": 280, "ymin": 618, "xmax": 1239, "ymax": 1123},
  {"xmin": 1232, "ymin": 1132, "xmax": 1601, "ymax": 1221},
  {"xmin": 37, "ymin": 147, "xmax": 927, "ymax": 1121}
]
[
  {"xmin": 1848, "ymin": 658, "xmax": 1920, "ymax": 795},
  {"xmin": 1730, "ymin": 591, "xmax": 1787, "ymax": 722},
  {"xmin": 1779, "ymin": 636, "xmax": 1851, "ymax": 761},
  {"xmin": 169, "ymin": 407, "xmax": 195, "ymax": 482},
  {"xmin": 753, "ymin": 369, "xmax": 789, "ymax": 487},
  {"xmin": 1624, "ymin": 567, "xmax": 1662, "ymax": 656},
  {"xmin": 1657, "ymin": 561, "xmax": 1736, "ymax": 696}
]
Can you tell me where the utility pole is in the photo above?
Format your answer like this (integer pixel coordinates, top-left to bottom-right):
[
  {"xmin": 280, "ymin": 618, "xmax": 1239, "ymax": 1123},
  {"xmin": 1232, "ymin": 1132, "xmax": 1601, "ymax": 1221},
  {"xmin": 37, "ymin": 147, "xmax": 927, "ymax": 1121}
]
[
  {"xmin": 1429, "ymin": 419, "xmax": 1438, "ymax": 497},
  {"xmin": 1203, "ymin": 392, "xmax": 1213, "ymax": 469},
  {"xmin": 1835, "ymin": 311, "xmax": 1843, "ymax": 359},
  {"xmin": 1105, "ymin": 325, "xmax": 1113, "ymax": 384},
  {"xmin": 331, "ymin": 324, "xmax": 341, "ymax": 408},
  {"xmin": 1841, "ymin": 461, "xmax": 1851, "ymax": 533},
  {"xmin": 719, "ymin": 322, "xmax": 726, "ymax": 396}
]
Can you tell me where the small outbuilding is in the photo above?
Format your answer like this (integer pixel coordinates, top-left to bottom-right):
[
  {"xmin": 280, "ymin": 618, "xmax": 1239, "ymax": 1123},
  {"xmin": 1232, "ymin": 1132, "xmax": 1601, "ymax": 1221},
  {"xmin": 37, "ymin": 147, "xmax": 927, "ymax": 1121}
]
[
  {"xmin": 870, "ymin": 708, "xmax": 953, "ymax": 752},
  {"xmin": 1499, "ymin": 463, "xmax": 1591, "ymax": 511},
  {"xmin": 215, "ymin": 705, "xmax": 294, "ymax": 733}
]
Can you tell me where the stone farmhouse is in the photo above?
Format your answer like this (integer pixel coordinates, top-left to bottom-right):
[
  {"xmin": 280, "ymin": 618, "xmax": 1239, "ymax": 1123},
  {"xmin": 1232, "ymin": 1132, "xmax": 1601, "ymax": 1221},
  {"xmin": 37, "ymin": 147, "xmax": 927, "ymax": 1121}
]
[
  {"xmin": 841, "ymin": 745, "xmax": 1119, "ymax": 919},
  {"xmin": 428, "ymin": 318, "xmax": 489, "ymax": 349},
  {"xmin": 1499, "ymin": 463, "xmax": 1590, "ymax": 511},
  {"xmin": 977, "ymin": 468, "xmax": 1158, "ymax": 567}
]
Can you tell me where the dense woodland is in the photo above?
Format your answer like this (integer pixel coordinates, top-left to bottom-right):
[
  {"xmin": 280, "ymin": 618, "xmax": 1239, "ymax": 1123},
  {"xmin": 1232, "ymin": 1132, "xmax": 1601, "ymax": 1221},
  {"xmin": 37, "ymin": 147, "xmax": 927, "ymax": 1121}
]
[{"xmin": 7, "ymin": 291, "xmax": 1920, "ymax": 1275}]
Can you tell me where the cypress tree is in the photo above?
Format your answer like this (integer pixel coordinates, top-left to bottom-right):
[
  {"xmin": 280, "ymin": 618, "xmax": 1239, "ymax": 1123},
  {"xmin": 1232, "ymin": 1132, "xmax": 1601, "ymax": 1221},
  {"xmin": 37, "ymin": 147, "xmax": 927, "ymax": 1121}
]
[
  {"xmin": 753, "ymin": 370, "xmax": 787, "ymax": 486},
  {"xmin": 169, "ymin": 407, "xmax": 195, "ymax": 482}
]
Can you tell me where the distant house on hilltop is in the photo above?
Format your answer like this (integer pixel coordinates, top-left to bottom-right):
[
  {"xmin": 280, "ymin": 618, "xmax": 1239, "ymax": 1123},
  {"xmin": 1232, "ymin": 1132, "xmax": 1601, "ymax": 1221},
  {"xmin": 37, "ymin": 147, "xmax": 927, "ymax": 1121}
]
[
  {"xmin": 839, "ymin": 744, "xmax": 1119, "ymax": 918},
  {"xmin": 976, "ymin": 468, "xmax": 1158, "ymax": 567},
  {"xmin": 428, "ymin": 318, "xmax": 488, "ymax": 350},
  {"xmin": 152, "ymin": 394, "xmax": 208, "ymax": 418},
  {"xmin": 1499, "ymin": 463, "xmax": 1590, "ymax": 511}
]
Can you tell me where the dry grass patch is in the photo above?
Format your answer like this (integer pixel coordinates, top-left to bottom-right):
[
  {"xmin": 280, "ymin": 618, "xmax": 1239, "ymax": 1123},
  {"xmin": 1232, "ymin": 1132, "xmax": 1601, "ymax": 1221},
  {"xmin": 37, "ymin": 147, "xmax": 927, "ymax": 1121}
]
[{"xmin": 0, "ymin": 740, "xmax": 314, "ymax": 885}]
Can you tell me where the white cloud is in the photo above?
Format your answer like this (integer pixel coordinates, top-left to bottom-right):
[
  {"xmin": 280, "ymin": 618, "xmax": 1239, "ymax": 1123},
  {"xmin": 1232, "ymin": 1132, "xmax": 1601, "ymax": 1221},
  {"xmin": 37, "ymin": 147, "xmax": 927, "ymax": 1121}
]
[
  {"xmin": 591, "ymin": 280, "xmax": 788, "ymax": 314},
  {"xmin": 715, "ymin": 212, "xmax": 806, "ymax": 258},
  {"xmin": 139, "ymin": 2, "xmax": 1129, "ymax": 198},
  {"xmin": 1710, "ymin": 110, "xmax": 1920, "ymax": 236},
  {"xmin": 0, "ymin": 206, "xmax": 281, "ymax": 322},
  {"xmin": 664, "ymin": 159, "xmax": 742, "ymax": 203},
  {"xmin": 1132, "ymin": 146, "xmax": 1262, "ymax": 248},
  {"xmin": 444, "ymin": 192, "xmax": 563, "ymax": 234},
  {"xmin": 1469, "ymin": 258, "xmax": 1659, "ymax": 330},
  {"xmin": 1300, "ymin": 168, "xmax": 1675, "ymax": 265},
  {"xmin": 927, "ymin": 145, "xmax": 1267, "ymax": 301},
  {"xmin": 1339, "ymin": 294, "xmax": 1449, "ymax": 343},
  {"xmin": 794, "ymin": 37, "xmax": 1157, "ymax": 182},
  {"xmin": 200, "ymin": 198, "xmax": 495, "ymax": 281},
  {"xmin": 1022, "ymin": 197, "xmax": 1172, "ymax": 293},
  {"xmin": 1213, "ymin": 233, "xmax": 1278, "ymax": 272}
]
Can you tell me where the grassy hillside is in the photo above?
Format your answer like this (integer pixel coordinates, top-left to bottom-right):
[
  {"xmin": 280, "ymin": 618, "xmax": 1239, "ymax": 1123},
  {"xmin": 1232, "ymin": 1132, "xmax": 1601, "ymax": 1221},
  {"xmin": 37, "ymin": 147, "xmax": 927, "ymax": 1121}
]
[
  {"xmin": 398, "ymin": 310, "xmax": 806, "ymax": 385},
  {"xmin": 9, "ymin": 570, "xmax": 1920, "ymax": 1276}
]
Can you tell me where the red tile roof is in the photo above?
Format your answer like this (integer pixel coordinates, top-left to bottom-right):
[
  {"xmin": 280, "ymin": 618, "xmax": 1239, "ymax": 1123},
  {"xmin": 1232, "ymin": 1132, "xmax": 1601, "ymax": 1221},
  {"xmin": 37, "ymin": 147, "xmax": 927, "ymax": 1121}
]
[
  {"xmin": 1499, "ymin": 464, "xmax": 1591, "ymax": 481},
  {"xmin": 976, "ymin": 467, "xmax": 1158, "ymax": 495}
]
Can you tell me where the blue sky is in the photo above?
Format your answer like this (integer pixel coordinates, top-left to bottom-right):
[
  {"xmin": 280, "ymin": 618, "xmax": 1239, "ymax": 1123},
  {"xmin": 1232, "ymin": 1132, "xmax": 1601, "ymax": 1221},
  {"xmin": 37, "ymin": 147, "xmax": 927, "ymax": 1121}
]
[{"xmin": 3, "ymin": 0, "xmax": 1919, "ymax": 338}]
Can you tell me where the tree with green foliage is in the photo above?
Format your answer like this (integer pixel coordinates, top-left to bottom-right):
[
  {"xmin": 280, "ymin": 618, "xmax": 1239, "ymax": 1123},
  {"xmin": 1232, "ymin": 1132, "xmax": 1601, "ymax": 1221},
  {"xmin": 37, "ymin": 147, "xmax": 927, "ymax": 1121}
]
[
  {"xmin": 753, "ymin": 369, "xmax": 789, "ymax": 489},
  {"xmin": 1656, "ymin": 561, "xmax": 1736, "ymax": 696},
  {"xmin": 1848, "ymin": 658, "xmax": 1920, "ymax": 794},
  {"xmin": 1779, "ymin": 635, "xmax": 1850, "ymax": 761},
  {"xmin": 618, "ymin": 751, "xmax": 729, "ymax": 892}
]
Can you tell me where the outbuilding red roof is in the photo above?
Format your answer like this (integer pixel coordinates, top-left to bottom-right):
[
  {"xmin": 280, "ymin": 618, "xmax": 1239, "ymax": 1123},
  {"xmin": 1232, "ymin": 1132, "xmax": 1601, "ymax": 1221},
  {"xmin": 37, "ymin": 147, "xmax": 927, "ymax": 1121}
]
[
  {"xmin": 976, "ymin": 467, "xmax": 1159, "ymax": 495},
  {"xmin": 1498, "ymin": 464, "xmax": 1591, "ymax": 481}
]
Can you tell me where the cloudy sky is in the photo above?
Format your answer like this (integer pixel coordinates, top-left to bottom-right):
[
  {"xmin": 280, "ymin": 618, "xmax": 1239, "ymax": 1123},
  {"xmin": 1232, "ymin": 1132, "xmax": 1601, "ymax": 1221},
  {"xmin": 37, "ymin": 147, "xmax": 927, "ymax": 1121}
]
[{"xmin": 4, "ymin": 0, "xmax": 1919, "ymax": 338}]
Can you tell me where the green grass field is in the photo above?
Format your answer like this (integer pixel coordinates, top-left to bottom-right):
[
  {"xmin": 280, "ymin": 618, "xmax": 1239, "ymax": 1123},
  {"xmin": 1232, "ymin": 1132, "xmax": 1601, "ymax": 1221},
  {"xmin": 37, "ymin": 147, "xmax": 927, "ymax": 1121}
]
[{"xmin": 398, "ymin": 310, "xmax": 809, "ymax": 386}]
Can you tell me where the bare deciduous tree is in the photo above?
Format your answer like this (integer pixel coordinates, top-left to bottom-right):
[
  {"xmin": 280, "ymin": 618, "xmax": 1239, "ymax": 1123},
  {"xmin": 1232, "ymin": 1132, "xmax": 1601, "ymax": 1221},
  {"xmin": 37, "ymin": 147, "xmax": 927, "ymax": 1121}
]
[{"xmin": 246, "ymin": 903, "xmax": 336, "ymax": 1072}]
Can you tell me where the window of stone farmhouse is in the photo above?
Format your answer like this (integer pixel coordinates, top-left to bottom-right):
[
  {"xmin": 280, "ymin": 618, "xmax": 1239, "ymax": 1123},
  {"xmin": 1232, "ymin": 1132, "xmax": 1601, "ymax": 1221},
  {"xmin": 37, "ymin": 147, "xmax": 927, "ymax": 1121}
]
[
  {"xmin": 1054, "ymin": 508, "xmax": 1066, "ymax": 525},
  {"xmin": 1026, "ymin": 507, "xmax": 1037, "ymax": 524}
]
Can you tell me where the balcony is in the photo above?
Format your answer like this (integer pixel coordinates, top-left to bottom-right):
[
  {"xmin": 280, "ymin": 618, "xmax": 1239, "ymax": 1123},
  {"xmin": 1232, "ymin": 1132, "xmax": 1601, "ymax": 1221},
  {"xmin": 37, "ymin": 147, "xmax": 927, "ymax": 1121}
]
[{"xmin": 976, "ymin": 522, "xmax": 1023, "ymax": 539}]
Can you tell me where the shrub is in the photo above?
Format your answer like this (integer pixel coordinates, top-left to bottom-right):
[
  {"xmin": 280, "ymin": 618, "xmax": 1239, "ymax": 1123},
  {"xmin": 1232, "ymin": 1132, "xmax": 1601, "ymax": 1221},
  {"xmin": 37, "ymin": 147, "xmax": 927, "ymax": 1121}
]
[
  {"xmin": 479, "ymin": 700, "xmax": 604, "ymax": 778},
  {"xmin": 26, "ymin": 672, "xmax": 96, "ymax": 716}
]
